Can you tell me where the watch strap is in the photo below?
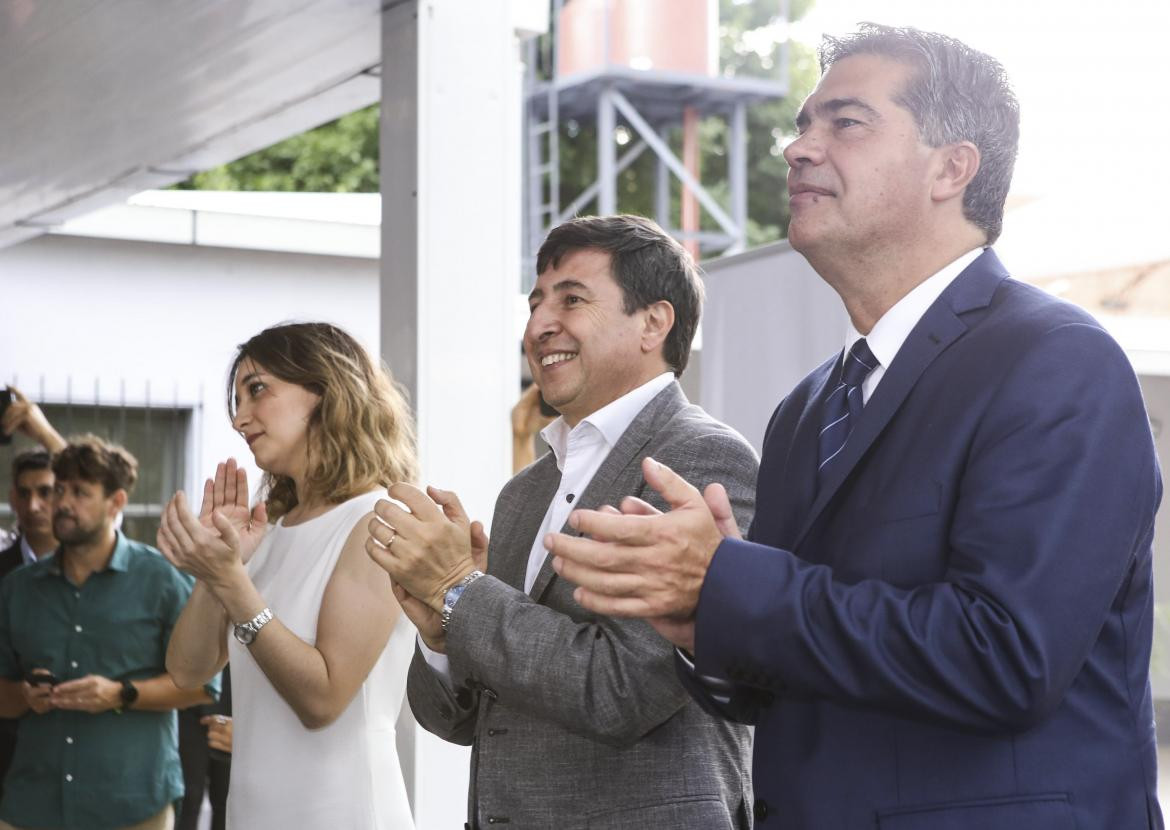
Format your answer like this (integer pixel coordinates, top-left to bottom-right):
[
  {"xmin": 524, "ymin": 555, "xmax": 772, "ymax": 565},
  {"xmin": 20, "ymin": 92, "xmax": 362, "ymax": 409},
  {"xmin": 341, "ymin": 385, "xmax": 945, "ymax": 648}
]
[
  {"xmin": 233, "ymin": 606, "xmax": 274, "ymax": 644},
  {"xmin": 441, "ymin": 570, "xmax": 485, "ymax": 632},
  {"xmin": 114, "ymin": 678, "xmax": 138, "ymax": 714}
]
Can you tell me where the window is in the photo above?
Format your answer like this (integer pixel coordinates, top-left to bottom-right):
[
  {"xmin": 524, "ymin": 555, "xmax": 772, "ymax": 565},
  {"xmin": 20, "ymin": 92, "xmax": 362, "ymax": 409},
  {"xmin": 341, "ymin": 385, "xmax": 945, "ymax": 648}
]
[{"xmin": 1, "ymin": 401, "xmax": 190, "ymax": 547}]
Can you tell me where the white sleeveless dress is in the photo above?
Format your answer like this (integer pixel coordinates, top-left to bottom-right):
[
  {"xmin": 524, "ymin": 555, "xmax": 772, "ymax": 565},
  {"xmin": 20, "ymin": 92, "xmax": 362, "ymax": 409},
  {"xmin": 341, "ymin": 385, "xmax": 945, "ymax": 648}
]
[{"xmin": 226, "ymin": 490, "xmax": 415, "ymax": 830}]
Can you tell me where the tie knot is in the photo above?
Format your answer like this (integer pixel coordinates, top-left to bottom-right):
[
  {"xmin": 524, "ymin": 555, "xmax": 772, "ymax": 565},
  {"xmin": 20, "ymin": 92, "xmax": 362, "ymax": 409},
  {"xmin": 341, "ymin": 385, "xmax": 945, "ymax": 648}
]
[{"xmin": 841, "ymin": 338, "xmax": 877, "ymax": 388}]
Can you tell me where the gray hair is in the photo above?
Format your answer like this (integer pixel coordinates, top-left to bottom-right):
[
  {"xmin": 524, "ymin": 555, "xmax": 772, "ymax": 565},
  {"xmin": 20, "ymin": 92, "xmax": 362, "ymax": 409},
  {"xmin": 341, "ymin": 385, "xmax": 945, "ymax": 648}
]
[{"xmin": 819, "ymin": 23, "xmax": 1019, "ymax": 244}]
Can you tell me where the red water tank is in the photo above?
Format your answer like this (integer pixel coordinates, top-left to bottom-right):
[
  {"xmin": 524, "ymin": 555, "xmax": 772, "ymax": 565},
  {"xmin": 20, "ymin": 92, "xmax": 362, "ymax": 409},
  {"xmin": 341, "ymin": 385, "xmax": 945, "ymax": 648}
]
[{"xmin": 557, "ymin": 0, "xmax": 717, "ymax": 78}]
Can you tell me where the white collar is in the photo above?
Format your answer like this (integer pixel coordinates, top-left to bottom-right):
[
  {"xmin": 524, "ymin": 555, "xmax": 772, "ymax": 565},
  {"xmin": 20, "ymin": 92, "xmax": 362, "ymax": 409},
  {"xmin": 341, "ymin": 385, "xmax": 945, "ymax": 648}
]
[
  {"xmin": 845, "ymin": 247, "xmax": 984, "ymax": 370},
  {"xmin": 540, "ymin": 372, "xmax": 675, "ymax": 471},
  {"xmin": 20, "ymin": 534, "xmax": 41, "ymax": 566}
]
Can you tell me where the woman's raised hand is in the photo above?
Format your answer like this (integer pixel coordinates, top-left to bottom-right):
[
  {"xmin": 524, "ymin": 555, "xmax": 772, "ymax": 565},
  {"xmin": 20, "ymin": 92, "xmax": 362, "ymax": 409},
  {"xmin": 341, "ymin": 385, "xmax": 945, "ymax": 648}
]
[
  {"xmin": 197, "ymin": 459, "xmax": 268, "ymax": 563},
  {"xmin": 158, "ymin": 489, "xmax": 235, "ymax": 584},
  {"xmin": 158, "ymin": 490, "xmax": 246, "ymax": 587},
  {"xmin": 157, "ymin": 459, "xmax": 269, "ymax": 584}
]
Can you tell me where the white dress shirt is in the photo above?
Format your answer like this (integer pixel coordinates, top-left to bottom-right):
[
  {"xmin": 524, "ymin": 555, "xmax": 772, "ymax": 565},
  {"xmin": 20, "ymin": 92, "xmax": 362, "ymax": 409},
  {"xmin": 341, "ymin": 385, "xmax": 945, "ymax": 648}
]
[
  {"xmin": 20, "ymin": 534, "xmax": 41, "ymax": 566},
  {"xmin": 847, "ymin": 247, "xmax": 984, "ymax": 403},
  {"xmin": 421, "ymin": 371, "xmax": 676, "ymax": 680}
]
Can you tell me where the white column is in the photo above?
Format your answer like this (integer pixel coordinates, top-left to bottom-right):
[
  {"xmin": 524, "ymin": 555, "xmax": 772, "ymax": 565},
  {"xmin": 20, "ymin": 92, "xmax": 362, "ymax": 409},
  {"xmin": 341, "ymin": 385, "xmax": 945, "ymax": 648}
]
[
  {"xmin": 727, "ymin": 100, "xmax": 748, "ymax": 255},
  {"xmin": 381, "ymin": 1, "xmax": 523, "ymax": 827},
  {"xmin": 598, "ymin": 87, "xmax": 617, "ymax": 215},
  {"xmin": 655, "ymin": 124, "xmax": 671, "ymax": 229}
]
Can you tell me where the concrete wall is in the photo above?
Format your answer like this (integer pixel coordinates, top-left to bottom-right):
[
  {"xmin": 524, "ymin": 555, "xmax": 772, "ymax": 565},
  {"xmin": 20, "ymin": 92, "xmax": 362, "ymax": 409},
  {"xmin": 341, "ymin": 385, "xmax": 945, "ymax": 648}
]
[{"xmin": 700, "ymin": 240, "xmax": 846, "ymax": 451}]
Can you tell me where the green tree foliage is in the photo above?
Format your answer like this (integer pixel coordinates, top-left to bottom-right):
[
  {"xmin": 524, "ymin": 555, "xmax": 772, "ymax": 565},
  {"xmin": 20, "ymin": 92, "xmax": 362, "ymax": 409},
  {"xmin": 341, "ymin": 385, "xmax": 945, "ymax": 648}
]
[
  {"xmin": 717, "ymin": 0, "xmax": 819, "ymax": 243},
  {"xmin": 175, "ymin": 105, "xmax": 379, "ymax": 193}
]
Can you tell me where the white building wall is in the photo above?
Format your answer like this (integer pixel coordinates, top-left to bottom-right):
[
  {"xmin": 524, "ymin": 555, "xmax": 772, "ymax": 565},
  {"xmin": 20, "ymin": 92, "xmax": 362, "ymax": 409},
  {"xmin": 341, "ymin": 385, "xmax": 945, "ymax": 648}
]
[{"xmin": 0, "ymin": 234, "xmax": 381, "ymax": 493}]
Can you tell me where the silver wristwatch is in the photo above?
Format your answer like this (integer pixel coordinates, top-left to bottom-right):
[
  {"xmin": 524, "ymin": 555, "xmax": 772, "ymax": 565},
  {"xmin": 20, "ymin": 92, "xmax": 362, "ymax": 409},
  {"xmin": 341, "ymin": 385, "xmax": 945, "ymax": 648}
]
[
  {"xmin": 233, "ymin": 607, "xmax": 274, "ymax": 645},
  {"xmin": 441, "ymin": 571, "xmax": 485, "ymax": 632}
]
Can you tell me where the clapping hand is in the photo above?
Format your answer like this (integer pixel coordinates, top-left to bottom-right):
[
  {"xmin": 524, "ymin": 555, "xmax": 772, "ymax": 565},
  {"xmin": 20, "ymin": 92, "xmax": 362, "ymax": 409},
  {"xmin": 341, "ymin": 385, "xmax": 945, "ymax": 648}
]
[
  {"xmin": 196, "ymin": 459, "xmax": 268, "ymax": 563},
  {"xmin": 367, "ymin": 484, "xmax": 488, "ymax": 653},
  {"xmin": 157, "ymin": 459, "xmax": 267, "ymax": 587},
  {"xmin": 548, "ymin": 457, "xmax": 734, "ymax": 652}
]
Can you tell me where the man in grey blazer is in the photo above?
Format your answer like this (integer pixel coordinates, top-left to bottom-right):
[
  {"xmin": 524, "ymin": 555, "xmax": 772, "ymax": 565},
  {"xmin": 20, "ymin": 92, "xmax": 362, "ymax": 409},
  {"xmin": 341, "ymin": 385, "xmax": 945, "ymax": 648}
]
[{"xmin": 366, "ymin": 214, "xmax": 758, "ymax": 829}]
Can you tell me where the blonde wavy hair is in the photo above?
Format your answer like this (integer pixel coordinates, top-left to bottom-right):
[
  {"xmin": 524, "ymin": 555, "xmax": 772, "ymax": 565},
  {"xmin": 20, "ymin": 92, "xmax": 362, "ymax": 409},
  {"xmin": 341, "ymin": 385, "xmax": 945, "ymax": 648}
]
[{"xmin": 227, "ymin": 322, "xmax": 418, "ymax": 521}]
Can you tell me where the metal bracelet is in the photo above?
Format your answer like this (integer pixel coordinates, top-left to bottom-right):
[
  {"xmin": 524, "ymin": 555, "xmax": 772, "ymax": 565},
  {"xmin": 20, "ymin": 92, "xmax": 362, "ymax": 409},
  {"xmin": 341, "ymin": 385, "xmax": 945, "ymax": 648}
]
[{"xmin": 440, "ymin": 570, "xmax": 485, "ymax": 632}]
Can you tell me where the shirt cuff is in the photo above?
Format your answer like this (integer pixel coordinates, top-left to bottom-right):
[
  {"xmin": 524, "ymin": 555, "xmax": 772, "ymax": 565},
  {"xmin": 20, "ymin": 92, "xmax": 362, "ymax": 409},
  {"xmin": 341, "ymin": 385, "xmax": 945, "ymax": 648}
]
[
  {"xmin": 418, "ymin": 633, "xmax": 453, "ymax": 687},
  {"xmin": 676, "ymin": 647, "xmax": 733, "ymax": 705}
]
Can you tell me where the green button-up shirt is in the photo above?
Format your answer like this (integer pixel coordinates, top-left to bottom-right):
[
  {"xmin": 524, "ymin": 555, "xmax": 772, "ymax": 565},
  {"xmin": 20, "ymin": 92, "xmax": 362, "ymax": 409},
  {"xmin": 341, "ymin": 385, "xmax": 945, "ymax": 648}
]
[{"xmin": 0, "ymin": 532, "xmax": 217, "ymax": 830}]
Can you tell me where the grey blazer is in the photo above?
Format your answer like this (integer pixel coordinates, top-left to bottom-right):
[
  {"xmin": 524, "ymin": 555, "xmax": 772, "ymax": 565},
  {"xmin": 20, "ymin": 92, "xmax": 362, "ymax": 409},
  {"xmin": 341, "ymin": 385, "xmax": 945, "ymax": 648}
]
[{"xmin": 407, "ymin": 382, "xmax": 759, "ymax": 829}]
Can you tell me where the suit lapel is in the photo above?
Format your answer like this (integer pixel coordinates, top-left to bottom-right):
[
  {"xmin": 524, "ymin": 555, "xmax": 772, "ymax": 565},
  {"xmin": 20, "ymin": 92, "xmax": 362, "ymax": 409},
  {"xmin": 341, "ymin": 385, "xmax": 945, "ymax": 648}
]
[
  {"xmin": 767, "ymin": 360, "xmax": 836, "ymax": 544},
  {"xmin": 496, "ymin": 456, "xmax": 561, "ymax": 594},
  {"xmin": 792, "ymin": 250, "xmax": 1009, "ymax": 550},
  {"xmin": 528, "ymin": 383, "xmax": 687, "ymax": 601}
]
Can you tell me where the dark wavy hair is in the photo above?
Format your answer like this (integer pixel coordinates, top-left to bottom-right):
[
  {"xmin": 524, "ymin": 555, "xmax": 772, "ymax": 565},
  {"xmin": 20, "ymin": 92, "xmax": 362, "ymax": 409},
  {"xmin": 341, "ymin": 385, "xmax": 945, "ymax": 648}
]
[
  {"xmin": 52, "ymin": 434, "xmax": 138, "ymax": 496},
  {"xmin": 11, "ymin": 447, "xmax": 51, "ymax": 482}
]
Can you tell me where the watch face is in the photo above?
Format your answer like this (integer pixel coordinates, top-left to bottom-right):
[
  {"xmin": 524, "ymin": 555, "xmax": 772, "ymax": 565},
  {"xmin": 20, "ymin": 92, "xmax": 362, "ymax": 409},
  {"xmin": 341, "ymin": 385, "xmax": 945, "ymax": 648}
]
[{"xmin": 234, "ymin": 624, "xmax": 256, "ymax": 645}]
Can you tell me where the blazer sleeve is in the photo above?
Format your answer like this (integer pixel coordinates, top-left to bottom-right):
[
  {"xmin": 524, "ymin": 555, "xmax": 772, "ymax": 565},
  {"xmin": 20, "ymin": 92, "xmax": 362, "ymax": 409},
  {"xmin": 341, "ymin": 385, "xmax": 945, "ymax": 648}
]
[
  {"xmin": 695, "ymin": 322, "xmax": 1162, "ymax": 733},
  {"xmin": 406, "ymin": 643, "xmax": 478, "ymax": 745},
  {"xmin": 437, "ymin": 429, "xmax": 758, "ymax": 749}
]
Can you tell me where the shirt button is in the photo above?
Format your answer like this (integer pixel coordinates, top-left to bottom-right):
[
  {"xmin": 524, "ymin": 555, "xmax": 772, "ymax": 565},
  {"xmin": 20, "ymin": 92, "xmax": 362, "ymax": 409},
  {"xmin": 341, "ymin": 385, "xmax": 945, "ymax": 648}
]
[
  {"xmin": 565, "ymin": 493, "xmax": 574, "ymax": 503},
  {"xmin": 74, "ymin": 625, "xmax": 83, "ymax": 633},
  {"xmin": 71, "ymin": 661, "xmax": 78, "ymax": 669},
  {"xmin": 74, "ymin": 591, "xmax": 80, "ymax": 599},
  {"xmin": 65, "ymin": 774, "xmax": 73, "ymax": 782},
  {"xmin": 66, "ymin": 736, "xmax": 74, "ymax": 744}
]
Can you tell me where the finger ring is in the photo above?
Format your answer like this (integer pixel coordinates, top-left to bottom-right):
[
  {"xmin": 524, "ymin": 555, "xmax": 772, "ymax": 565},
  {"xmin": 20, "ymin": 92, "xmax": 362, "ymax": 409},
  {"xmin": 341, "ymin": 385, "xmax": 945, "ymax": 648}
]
[{"xmin": 216, "ymin": 715, "xmax": 227, "ymax": 724}]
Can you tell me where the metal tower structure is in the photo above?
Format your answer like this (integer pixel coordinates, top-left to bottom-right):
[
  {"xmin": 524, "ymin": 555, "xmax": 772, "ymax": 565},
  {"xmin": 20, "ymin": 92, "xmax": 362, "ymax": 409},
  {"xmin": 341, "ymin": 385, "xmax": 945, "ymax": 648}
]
[{"xmin": 522, "ymin": 0, "xmax": 788, "ymax": 282}]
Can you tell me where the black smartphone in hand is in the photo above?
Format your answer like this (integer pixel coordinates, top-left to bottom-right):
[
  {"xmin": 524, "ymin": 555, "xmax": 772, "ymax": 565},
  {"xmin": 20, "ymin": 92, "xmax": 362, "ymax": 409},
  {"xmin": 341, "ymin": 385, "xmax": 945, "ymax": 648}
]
[{"xmin": 24, "ymin": 670, "xmax": 58, "ymax": 686}]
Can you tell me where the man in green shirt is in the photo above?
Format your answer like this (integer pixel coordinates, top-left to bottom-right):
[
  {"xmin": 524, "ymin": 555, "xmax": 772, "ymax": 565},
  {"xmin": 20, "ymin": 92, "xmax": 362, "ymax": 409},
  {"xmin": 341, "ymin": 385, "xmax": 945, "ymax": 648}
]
[{"xmin": 0, "ymin": 435, "xmax": 215, "ymax": 830}]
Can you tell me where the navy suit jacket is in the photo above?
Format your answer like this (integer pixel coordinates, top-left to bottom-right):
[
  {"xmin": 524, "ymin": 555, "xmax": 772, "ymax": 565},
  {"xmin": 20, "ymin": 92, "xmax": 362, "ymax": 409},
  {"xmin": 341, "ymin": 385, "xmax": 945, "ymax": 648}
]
[{"xmin": 687, "ymin": 250, "xmax": 1164, "ymax": 828}]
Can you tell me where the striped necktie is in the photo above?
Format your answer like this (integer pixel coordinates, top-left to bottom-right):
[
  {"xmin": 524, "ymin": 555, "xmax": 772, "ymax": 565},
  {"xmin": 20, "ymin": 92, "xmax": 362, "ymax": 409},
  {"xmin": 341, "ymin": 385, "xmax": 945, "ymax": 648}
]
[{"xmin": 817, "ymin": 338, "xmax": 877, "ymax": 489}]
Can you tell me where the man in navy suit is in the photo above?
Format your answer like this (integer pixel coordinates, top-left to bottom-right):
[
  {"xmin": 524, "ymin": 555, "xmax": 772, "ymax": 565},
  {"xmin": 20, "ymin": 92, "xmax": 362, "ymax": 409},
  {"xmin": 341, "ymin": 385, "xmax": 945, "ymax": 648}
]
[{"xmin": 549, "ymin": 23, "xmax": 1163, "ymax": 828}]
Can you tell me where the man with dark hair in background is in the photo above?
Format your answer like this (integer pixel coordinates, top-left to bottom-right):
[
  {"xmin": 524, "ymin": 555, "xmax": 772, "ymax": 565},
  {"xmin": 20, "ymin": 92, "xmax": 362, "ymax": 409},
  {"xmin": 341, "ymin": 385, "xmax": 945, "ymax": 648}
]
[
  {"xmin": 368, "ymin": 214, "xmax": 759, "ymax": 828},
  {"xmin": 0, "ymin": 387, "xmax": 66, "ymax": 802},
  {"xmin": 0, "ymin": 434, "xmax": 216, "ymax": 830},
  {"xmin": 1, "ymin": 387, "xmax": 67, "ymax": 572}
]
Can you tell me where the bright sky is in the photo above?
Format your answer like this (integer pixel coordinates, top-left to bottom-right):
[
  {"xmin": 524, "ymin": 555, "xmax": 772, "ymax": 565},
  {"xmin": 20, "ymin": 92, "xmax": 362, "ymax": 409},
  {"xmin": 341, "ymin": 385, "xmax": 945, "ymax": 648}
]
[{"xmin": 787, "ymin": 0, "xmax": 1170, "ymax": 199}]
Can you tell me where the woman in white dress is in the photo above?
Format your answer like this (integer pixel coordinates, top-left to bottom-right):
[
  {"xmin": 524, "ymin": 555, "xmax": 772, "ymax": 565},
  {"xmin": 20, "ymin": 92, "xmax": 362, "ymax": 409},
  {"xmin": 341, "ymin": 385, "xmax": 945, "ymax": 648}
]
[{"xmin": 157, "ymin": 322, "xmax": 417, "ymax": 829}]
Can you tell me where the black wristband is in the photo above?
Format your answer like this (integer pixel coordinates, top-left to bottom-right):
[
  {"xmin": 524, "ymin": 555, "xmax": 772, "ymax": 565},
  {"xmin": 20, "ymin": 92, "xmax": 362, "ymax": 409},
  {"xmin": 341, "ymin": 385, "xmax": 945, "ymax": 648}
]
[{"xmin": 119, "ymin": 679, "xmax": 139, "ymax": 708}]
